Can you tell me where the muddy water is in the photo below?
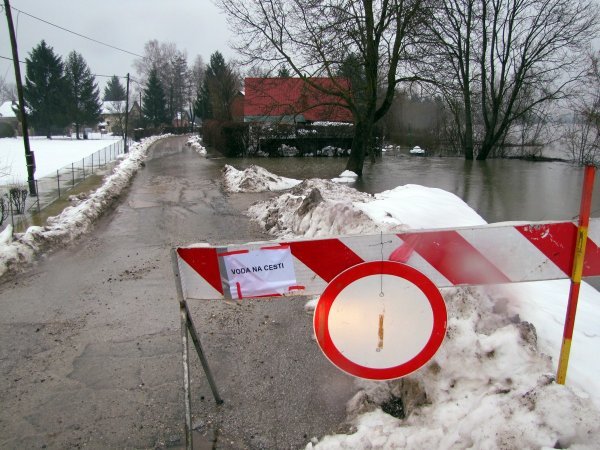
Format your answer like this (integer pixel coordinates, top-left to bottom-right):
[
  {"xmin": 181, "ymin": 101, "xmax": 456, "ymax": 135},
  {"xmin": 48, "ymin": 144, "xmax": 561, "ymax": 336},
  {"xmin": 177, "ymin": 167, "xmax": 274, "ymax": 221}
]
[{"xmin": 218, "ymin": 150, "xmax": 598, "ymax": 224}]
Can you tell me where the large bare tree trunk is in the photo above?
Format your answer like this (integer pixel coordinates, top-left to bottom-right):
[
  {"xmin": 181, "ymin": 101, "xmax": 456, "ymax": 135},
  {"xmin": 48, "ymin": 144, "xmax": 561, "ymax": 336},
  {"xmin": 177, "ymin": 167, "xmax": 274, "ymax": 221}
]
[{"xmin": 346, "ymin": 120, "xmax": 373, "ymax": 177}]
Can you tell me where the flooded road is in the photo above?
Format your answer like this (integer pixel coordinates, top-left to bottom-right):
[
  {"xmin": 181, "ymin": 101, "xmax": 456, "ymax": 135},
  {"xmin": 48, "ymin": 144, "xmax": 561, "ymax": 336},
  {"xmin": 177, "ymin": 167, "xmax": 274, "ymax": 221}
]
[{"xmin": 0, "ymin": 136, "xmax": 356, "ymax": 449}]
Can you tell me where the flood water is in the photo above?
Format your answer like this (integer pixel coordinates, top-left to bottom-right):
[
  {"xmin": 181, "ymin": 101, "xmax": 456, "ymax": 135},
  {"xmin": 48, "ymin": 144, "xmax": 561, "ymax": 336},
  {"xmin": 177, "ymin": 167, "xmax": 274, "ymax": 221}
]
[{"xmin": 215, "ymin": 149, "xmax": 599, "ymax": 224}]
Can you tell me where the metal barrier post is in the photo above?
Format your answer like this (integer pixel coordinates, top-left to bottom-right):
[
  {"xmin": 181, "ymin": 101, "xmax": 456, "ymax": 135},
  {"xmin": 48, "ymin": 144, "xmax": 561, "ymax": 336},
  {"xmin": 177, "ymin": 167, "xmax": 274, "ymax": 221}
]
[
  {"xmin": 82, "ymin": 158, "xmax": 86, "ymax": 180},
  {"xmin": 72, "ymin": 163, "xmax": 75, "ymax": 187},
  {"xmin": 57, "ymin": 170, "xmax": 61, "ymax": 199},
  {"xmin": 91, "ymin": 153, "xmax": 94, "ymax": 174}
]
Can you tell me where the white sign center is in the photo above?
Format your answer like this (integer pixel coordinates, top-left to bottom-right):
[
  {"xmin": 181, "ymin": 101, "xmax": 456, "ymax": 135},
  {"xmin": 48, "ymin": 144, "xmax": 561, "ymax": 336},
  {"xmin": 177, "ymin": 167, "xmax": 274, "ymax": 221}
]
[{"xmin": 328, "ymin": 274, "xmax": 434, "ymax": 369}]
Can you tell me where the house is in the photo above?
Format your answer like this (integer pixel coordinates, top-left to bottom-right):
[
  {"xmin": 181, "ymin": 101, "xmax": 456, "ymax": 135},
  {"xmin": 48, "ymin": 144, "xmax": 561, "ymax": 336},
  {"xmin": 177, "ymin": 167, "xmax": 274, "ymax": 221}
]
[
  {"xmin": 99, "ymin": 100, "xmax": 141, "ymax": 134},
  {"xmin": 0, "ymin": 101, "xmax": 19, "ymax": 135},
  {"xmin": 243, "ymin": 77, "xmax": 353, "ymax": 124}
]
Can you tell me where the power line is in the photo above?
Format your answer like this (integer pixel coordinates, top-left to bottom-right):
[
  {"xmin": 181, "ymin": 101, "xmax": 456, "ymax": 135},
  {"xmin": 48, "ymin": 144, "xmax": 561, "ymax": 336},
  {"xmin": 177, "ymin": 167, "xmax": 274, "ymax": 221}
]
[
  {"xmin": 0, "ymin": 55, "xmax": 130, "ymax": 79},
  {"xmin": 9, "ymin": 5, "xmax": 145, "ymax": 59}
]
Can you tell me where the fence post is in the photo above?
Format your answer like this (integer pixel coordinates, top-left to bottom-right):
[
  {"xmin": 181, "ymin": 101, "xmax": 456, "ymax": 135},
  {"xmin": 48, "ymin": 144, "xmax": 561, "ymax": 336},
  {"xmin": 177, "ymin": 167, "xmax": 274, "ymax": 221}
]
[
  {"xmin": 57, "ymin": 170, "xmax": 61, "ymax": 199},
  {"xmin": 35, "ymin": 180, "xmax": 40, "ymax": 213},
  {"xmin": 82, "ymin": 158, "xmax": 86, "ymax": 180},
  {"xmin": 9, "ymin": 194, "xmax": 14, "ymax": 228},
  {"xmin": 91, "ymin": 153, "xmax": 94, "ymax": 174},
  {"xmin": 72, "ymin": 163, "xmax": 75, "ymax": 187}
]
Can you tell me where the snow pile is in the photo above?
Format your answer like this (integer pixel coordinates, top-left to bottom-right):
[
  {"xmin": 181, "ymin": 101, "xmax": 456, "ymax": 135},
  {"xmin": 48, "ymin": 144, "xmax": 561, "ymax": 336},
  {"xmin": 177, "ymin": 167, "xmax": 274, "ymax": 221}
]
[
  {"xmin": 185, "ymin": 135, "xmax": 207, "ymax": 156},
  {"xmin": 355, "ymin": 184, "xmax": 486, "ymax": 229},
  {"xmin": 308, "ymin": 287, "xmax": 600, "ymax": 449},
  {"xmin": 332, "ymin": 170, "xmax": 358, "ymax": 184},
  {"xmin": 248, "ymin": 179, "xmax": 389, "ymax": 238},
  {"xmin": 224, "ymin": 165, "xmax": 600, "ymax": 449},
  {"xmin": 222, "ymin": 164, "xmax": 301, "ymax": 193},
  {"xmin": 0, "ymin": 135, "xmax": 166, "ymax": 279}
]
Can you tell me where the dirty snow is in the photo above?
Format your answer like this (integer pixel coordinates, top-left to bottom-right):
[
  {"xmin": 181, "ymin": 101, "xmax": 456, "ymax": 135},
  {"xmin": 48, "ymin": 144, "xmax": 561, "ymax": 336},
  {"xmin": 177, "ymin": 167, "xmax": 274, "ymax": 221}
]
[
  {"xmin": 0, "ymin": 135, "xmax": 166, "ymax": 279},
  {"xmin": 224, "ymin": 165, "xmax": 600, "ymax": 449},
  {"xmin": 222, "ymin": 164, "xmax": 301, "ymax": 193},
  {"xmin": 185, "ymin": 135, "xmax": 207, "ymax": 156}
]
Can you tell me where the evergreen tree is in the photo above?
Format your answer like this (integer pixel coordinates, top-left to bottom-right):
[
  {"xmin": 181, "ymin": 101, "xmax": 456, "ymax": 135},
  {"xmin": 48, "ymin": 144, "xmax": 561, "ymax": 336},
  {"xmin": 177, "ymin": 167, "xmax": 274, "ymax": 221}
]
[
  {"xmin": 194, "ymin": 77, "xmax": 211, "ymax": 120},
  {"xmin": 277, "ymin": 66, "xmax": 291, "ymax": 77},
  {"xmin": 23, "ymin": 40, "xmax": 69, "ymax": 138},
  {"xmin": 194, "ymin": 51, "xmax": 239, "ymax": 121},
  {"xmin": 65, "ymin": 51, "xmax": 102, "ymax": 139},
  {"xmin": 142, "ymin": 67, "xmax": 168, "ymax": 126},
  {"xmin": 103, "ymin": 75, "xmax": 127, "ymax": 101},
  {"xmin": 169, "ymin": 52, "xmax": 189, "ymax": 123}
]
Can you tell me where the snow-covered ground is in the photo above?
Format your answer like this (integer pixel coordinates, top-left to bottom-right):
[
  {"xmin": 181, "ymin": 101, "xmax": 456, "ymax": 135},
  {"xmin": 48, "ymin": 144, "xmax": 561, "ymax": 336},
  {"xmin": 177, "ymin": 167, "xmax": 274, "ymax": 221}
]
[
  {"xmin": 0, "ymin": 135, "xmax": 165, "ymax": 279},
  {"xmin": 223, "ymin": 165, "xmax": 600, "ymax": 449},
  {"xmin": 0, "ymin": 135, "xmax": 122, "ymax": 185}
]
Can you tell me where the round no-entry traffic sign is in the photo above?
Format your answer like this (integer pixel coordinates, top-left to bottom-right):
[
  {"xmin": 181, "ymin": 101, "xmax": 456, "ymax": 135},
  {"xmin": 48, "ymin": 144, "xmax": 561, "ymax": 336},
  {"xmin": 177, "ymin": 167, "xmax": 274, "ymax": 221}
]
[{"xmin": 313, "ymin": 261, "xmax": 447, "ymax": 380}]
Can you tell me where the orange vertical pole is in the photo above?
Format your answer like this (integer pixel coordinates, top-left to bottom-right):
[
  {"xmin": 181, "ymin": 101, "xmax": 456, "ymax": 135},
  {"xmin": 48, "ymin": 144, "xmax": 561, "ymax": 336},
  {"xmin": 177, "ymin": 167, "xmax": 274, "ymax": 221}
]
[{"xmin": 557, "ymin": 165, "xmax": 595, "ymax": 384}]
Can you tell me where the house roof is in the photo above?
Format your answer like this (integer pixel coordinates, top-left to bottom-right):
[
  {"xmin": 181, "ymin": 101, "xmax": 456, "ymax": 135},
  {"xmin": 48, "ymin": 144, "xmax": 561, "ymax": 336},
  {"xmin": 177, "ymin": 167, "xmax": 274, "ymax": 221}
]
[{"xmin": 244, "ymin": 78, "xmax": 353, "ymax": 123}]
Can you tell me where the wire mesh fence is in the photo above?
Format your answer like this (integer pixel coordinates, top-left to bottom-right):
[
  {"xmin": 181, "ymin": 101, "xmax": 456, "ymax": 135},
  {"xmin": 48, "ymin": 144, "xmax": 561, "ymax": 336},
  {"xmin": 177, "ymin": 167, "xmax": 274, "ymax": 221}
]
[{"xmin": 0, "ymin": 139, "xmax": 130, "ymax": 233}]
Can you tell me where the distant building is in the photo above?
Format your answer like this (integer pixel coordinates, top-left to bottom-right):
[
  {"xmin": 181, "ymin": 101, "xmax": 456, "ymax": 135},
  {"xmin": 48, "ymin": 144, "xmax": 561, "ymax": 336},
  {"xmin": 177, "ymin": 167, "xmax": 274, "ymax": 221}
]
[
  {"xmin": 99, "ymin": 100, "xmax": 141, "ymax": 134},
  {"xmin": 243, "ymin": 78, "xmax": 353, "ymax": 124}
]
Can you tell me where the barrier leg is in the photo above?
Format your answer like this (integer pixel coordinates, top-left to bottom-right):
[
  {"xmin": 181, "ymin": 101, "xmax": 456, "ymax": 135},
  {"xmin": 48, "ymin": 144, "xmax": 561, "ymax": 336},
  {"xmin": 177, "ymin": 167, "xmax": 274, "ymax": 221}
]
[
  {"xmin": 184, "ymin": 301, "xmax": 224, "ymax": 405},
  {"xmin": 171, "ymin": 250, "xmax": 223, "ymax": 450},
  {"xmin": 180, "ymin": 302, "xmax": 193, "ymax": 450}
]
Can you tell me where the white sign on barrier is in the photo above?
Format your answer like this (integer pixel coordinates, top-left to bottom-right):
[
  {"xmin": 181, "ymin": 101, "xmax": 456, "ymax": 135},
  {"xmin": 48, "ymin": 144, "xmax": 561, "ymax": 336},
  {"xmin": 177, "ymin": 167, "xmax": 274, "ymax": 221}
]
[{"xmin": 219, "ymin": 246, "xmax": 298, "ymax": 299}]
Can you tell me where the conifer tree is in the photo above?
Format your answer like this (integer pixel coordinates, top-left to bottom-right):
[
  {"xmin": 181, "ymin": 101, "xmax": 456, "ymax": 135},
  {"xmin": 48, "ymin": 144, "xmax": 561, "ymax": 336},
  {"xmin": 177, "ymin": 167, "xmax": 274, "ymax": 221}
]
[
  {"xmin": 23, "ymin": 40, "xmax": 69, "ymax": 138},
  {"xmin": 65, "ymin": 51, "xmax": 102, "ymax": 139},
  {"xmin": 103, "ymin": 75, "xmax": 127, "ymax": 101},
  {"xmin": 142, "ymin": 67, "xmax": 168, "ymax": 126}
]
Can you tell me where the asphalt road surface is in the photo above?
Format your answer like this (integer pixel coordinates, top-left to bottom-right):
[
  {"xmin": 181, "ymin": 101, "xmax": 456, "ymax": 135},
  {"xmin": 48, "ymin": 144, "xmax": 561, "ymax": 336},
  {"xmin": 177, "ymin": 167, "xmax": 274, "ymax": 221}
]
[{"xmin": 0, "ymin": 136, "xmax": 357, "ymax": 449}]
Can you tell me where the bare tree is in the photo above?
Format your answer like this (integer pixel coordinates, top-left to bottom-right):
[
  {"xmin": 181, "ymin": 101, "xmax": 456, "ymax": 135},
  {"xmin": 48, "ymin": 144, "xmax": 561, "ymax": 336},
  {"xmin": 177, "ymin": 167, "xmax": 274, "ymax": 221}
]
[
  {"xmin": 425, "ymin": 0, "xmax": 599, "ymax": 160},
  {"xmin": 218, "ymin": 0, "xmax": 426, "ymax": 176},
  {"xmin": 186, "ymin": 55, "xmax": 205, "ymax": 131},
  {"xmin": 563, "ymin": 51, "xmax": 600, "ymax": 165},
  {"xmin": 0, "ymin": 74, "xmax": 16, "ymax": 102}
]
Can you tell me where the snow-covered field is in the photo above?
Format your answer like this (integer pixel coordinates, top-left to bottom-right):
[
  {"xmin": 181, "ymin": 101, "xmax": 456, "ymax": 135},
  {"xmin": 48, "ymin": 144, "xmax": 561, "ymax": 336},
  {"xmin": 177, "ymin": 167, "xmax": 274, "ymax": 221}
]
[
  {"xmin": 0, "ymin": 135, "xmax": 122, "ymax": 185},
  {"xmin": 0, "ymin": 135, "xmax": 165, "ymax": 279},
  {"xmin": 223, "ymin": 165, "xmax": 600, "ymax": 449}
]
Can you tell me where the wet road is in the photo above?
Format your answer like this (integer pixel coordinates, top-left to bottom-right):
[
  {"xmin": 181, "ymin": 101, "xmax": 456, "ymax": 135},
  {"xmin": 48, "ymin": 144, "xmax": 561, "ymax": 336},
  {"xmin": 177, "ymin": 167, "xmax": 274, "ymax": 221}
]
[{"xmin": 0, "ymin": 136, "xmax": 356, "ymax": 449}]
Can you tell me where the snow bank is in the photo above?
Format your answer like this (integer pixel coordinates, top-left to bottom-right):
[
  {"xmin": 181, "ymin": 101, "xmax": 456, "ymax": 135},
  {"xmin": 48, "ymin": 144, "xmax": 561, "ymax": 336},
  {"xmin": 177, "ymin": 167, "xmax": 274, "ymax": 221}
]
[
  {"xmin": 186, "ymin": 134, "xmax": 207, "ymax": 156},
  {"xmin": 248, "ymin": 179, "xmax": 386, "ymax": 238},
  {"xmin": 355, "ymin": 184, "xmax": 486, "ymax": 229},
  {"xmin": 332, "ymin": 170, "xmax": 358, "ymax": 184},
  {"xmin": 224, "ymin": 165, "xmax": 600, "ymax": 449},
  {"xmin": 0, "ymin": 135, "xmax": 166, "ymax": 279},
  {"xmin": 222, "ymin": 164, "xmax": 301, "ymax": 193}
]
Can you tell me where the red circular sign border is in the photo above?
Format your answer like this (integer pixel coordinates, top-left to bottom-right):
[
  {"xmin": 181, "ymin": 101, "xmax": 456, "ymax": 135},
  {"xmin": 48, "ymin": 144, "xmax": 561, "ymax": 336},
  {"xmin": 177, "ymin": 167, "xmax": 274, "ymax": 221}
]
[{"xmin": 314, "ymin": 261, "xmax": 447, "ymax": 380}]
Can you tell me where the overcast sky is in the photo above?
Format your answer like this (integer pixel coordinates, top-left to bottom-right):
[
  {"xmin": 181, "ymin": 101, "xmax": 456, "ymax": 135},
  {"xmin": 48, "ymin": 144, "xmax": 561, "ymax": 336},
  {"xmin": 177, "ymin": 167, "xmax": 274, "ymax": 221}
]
[{"xmin": 1, "ymin": 0, "xmax": 235, "ymax": 91}]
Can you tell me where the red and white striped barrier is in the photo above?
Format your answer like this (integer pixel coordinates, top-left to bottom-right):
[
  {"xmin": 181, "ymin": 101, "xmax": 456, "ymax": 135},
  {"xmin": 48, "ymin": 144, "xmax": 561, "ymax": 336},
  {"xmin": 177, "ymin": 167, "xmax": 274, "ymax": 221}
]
[{"xmin": 175, "ymin": 219, "xmax": 600, "ymax": 300}]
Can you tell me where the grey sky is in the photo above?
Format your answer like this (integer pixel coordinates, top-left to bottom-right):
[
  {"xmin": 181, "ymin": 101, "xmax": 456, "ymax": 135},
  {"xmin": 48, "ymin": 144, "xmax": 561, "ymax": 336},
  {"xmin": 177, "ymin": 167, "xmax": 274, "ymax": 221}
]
[{"xmin": 1, "ymin": 0, "xmax": 235, "ymax": 90}]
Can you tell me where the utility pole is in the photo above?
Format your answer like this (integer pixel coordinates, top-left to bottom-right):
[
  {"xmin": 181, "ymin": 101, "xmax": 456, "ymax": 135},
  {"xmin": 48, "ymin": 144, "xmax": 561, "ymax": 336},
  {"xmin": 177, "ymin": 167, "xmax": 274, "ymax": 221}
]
[
  {"xmin": 3, "ymin": 0, "xmax": 36, "ymax": 196},
  {"xmin": 124, "ymin": 73, "xmax": 130, "ymax": 153}
]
